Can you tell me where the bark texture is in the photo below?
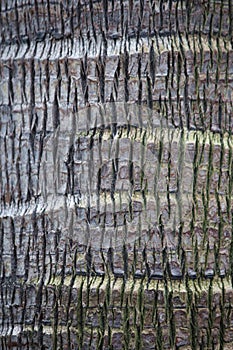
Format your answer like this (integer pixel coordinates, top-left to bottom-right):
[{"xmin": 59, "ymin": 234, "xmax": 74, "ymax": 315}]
[{"xmin": 1, "ymin": 1, "xmax": 233, "ymax": 349}]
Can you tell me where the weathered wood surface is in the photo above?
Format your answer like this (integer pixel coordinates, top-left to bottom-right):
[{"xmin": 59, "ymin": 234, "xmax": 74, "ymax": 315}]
[{"xmin": 1, "ymin": 0, "xmax": 233, "ymax": 349}]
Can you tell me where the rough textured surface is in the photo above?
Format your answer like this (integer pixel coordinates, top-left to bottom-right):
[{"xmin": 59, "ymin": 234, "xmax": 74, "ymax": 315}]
[{"xmin": 1, "ymin": 0, "xmax": 233, "ymax": 349}]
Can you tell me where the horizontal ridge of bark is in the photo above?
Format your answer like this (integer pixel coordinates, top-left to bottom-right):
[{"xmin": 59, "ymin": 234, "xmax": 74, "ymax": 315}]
[{"xmin": 0, "ymin": 0, "xmax": 232, "ymax": 45}]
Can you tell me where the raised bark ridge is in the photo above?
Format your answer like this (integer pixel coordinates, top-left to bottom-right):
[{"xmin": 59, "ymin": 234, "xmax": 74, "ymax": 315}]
[{"xmin": 1, "ymin": 1, "xmax": 233, "ymax": 349}]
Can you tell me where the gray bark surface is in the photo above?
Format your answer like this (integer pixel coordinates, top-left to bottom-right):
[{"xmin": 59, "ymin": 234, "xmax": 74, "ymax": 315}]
[{"xmin": 1, "ymin": 1, "xmax": 233, "ymax": 349}]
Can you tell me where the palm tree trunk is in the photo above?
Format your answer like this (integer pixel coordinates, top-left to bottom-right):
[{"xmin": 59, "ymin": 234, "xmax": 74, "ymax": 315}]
[{"xmin": 1, "ymin": 0, "xmax": 233, "ymax": 349}]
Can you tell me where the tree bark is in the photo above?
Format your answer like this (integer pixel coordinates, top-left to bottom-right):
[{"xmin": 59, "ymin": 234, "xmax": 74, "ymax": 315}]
[{"xmin": 1, "ymin": 0, "xmax": 233, "ymax": 349}]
